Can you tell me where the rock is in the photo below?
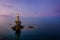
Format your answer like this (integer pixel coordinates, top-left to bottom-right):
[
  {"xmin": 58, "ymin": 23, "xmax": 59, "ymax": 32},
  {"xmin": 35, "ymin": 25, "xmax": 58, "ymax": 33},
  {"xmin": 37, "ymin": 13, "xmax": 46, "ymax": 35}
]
[
  {"xmin": 11, "ymin": 25, "xmax": 24, "ymax": 31},
  {"xmin": 28, "ymin": 26, "xmax": 34, "ymax": 28}
]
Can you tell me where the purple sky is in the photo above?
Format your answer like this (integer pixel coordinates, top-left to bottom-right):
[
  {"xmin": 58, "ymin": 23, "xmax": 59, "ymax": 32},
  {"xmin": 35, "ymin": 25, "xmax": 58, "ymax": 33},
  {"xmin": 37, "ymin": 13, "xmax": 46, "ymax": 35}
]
[{"xmin": 0, "ymin": 0, "xmax": 60, "ymax": 17}]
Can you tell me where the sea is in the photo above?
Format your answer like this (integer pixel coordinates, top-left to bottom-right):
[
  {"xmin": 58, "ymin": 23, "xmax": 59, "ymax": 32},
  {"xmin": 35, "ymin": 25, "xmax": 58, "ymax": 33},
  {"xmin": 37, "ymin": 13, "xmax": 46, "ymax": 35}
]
[{"xmin": 0, "ymin": 16, "xmax": 60, "ymax": 40}]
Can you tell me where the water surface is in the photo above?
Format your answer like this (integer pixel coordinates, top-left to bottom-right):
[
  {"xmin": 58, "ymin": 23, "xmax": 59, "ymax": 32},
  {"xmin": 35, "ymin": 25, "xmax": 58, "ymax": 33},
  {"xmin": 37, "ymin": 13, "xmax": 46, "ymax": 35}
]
[{"xmin": 0, "ymin": 17, "xmax": 60, "ymax": 40}]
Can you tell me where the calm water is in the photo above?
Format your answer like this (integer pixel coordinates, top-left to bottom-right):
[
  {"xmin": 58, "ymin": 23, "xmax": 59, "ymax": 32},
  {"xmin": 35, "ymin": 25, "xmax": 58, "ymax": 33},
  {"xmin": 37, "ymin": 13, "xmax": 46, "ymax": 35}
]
[{"xmin": 0, "ymin": 17, "xmax": 60, "ymax": 40}]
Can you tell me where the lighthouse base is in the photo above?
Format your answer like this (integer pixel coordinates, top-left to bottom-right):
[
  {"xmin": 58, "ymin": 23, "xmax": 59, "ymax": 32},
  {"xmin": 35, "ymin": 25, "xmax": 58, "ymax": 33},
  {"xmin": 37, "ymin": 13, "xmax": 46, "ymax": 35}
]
[{"xmin": 11, "ymin": 25, "xmax": 24, "ymax": 31}]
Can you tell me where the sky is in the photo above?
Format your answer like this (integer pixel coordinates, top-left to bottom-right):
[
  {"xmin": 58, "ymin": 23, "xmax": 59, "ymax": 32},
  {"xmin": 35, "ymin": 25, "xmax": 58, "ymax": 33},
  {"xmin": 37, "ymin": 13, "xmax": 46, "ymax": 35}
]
[{"xmin": 0, "ymin": 0, "xmax": 60, "ymax": 17}]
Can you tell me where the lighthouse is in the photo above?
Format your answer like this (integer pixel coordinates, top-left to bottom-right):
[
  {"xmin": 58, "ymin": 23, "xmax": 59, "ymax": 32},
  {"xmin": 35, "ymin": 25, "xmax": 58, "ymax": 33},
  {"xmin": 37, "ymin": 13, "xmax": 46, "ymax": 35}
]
[
  {"xmin": 11, "ymin": 13, "xmax": 24, "ymax": 31},
  {"xmin": 16, "ymin": 13, "xmax": 19, "ymax": 22},
  {"xmin": 15, "ymin": 13, "xmax": 21, "ymax": 27}
]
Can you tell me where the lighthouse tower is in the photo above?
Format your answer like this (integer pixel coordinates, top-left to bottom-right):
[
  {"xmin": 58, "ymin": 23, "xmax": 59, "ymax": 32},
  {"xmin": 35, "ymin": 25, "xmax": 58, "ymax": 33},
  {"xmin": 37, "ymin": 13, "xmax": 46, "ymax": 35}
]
[
  {"xmin": 15, "ymin": 13, "xmax": 21, "ymax": 27},
  {"xmin": 16, "ymin": 13, "xmax": 19, "ymax": 22},
  {"xmin": 11, "ymin": 13, "xmax": 24, "ymax": 31}
]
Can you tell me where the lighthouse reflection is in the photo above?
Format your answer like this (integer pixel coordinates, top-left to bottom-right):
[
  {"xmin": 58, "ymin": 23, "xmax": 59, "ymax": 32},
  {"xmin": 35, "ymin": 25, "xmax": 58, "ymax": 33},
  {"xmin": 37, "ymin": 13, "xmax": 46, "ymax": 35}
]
[{"xmin": 15, "ymin": 30, "xmax": 21, "ymax": 40}]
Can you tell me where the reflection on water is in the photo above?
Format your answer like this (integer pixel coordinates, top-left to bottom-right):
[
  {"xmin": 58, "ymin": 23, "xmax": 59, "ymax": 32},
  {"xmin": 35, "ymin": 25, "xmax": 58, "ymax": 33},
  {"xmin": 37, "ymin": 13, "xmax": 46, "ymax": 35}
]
[{"xmin": 15, "ymin": 30, "xmax": 21, "ymax": 40}]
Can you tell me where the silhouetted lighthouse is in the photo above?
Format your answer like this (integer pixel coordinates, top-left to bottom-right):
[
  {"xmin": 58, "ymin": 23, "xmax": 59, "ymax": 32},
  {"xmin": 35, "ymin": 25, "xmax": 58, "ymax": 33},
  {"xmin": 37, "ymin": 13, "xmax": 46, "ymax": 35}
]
[
  {"xmin": 11, "ymin": 13, "xmax": 24, "ymax": 31},
  {"xmin": 15, "ymin": 13, "xmax": 21, "ymax": 27},
  {"xmin": 16, "ymin": 13, "xmax": 19, "ymax": 22}
]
